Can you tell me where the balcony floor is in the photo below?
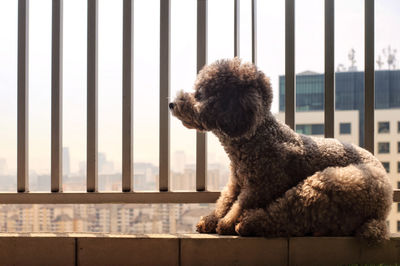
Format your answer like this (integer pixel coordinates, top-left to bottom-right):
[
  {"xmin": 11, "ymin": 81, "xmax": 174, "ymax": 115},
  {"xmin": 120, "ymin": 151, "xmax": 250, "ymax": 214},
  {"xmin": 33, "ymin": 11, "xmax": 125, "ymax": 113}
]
[{"xmin": 1, "ymin": 233, "xmax": 400, "ymax": 265}]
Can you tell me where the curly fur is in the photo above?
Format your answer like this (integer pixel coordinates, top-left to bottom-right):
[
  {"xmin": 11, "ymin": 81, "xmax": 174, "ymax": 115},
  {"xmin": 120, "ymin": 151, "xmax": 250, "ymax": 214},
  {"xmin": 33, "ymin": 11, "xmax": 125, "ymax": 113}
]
[{"xmin": 169, "ymin": 58, "xmax": 393, "ymax": 243}]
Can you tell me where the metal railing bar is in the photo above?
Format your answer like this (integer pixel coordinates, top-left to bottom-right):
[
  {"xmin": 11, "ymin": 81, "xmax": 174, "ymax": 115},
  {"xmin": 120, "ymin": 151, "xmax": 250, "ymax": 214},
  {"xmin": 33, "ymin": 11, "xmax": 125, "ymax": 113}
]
[
  {"xmin": 251, "ymin": 0, "xmax": 257, "ymax": 64},
  {"xmin": 17, "ymin": 0, "xmax": 29, "ymax": 193},
  {"xmin": 364, "ymin": 0, "xmax": 375, "ymax": 153},
  {"xmin": 196, "ymin": 0, "xmax": 207, "ymax": 192},
  {"xmin": 0, "ymin": 191, "xmax": 221, "ymax": 204},
  {"xmin": 159, "ymin": 0, "xmax": 171, "ymax": 192},
  {"xmin": 285, "ymin": 0, "xmax": 295, "ymax": 129},
  {"xmin": 51, "ymin": 0, "xmax": 63, "ymax": 192},
  {"xmin": 87, "ymin": 0, "xmax": 98, "ymax": 192},
  {"xmin": 234, "ymin": 0, "xmax": 240, "ymax": 57},
  {"xmin": 122, "ymin": 0, "xmax": 134, "ymax": 192},
  {"xmin": 324, "ymin": 0, "xmax": 334, "ymax": 138}
]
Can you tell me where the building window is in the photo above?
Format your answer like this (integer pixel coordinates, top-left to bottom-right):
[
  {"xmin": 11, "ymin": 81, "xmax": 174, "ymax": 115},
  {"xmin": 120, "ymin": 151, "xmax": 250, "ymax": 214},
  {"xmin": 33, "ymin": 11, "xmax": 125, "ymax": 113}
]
[
  {"xmin": 398, "ymin": 142, "xmax": 400, "ymax": 153},
  {"xmin": 398, "ymin": 121, "xmax": 400, "ymax": 133},
  {"xmin": 311, "ymin": 124, "xmax": 324, "ymax": 135},
  {"xmin": 296, "ymin": 124, "xmax": 324, "ymax": 135},
  {"xmin": 339, "ymin": 123, "xmax": 351, "ymax": 134},
  {"xmin": 397, "ymin": 221, "xmax": 400, "ymax": 232},
  {"xmin": 398, "ymin": 162, "xmax": 400, "ymax": 173},
  {"xmin": 398, "ymin": 203, "xmax": 400, "ymax": 212},
  {"xmin": 378, "ymin": 122, "xmax": 390, "ymax": 133},
  {"xmin": 382, "ymin": 162, "xmax": 390, "ymax": 173},
  {"xmin": 378, "ymin": 142, "xmax": 390, "ymax": 154},
  {"xmin": 398, "ymin": 181, "xmax": 400, "ymax": 189}
]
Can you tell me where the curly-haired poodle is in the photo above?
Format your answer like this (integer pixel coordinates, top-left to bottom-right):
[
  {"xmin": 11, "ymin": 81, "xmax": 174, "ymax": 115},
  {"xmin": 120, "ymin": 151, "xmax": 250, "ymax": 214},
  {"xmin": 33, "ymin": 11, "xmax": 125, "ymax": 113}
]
[{"xmin": 169, "ymin": 58, "xmax": 393, "ymax": 242}]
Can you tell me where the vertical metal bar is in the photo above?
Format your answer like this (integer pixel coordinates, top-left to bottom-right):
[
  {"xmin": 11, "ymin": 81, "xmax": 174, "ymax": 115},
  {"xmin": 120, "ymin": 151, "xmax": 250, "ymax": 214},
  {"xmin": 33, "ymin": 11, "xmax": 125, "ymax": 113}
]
[
  {"xmin": 364, "ymin": 0, "xmax": 374, "ymax": 153},
  {"xmin": 87, "ymin": 0, "xmax": 98, "ymax": 192},
  {"xmin": 234, "ymin": 0, "xmax": 240, "ymax": 57},
  {"xmin": 285, "ymin": 0, "xmax": 295, "ymax": 129},
  {"xmin": 159, "ymin": 0, "xmax": 170, "ymax": 192},
  {"xmin": 251, "ymin": 0, "xmax": 257, "ymax": 64},
  {"xmin": 196, "ymin": 0, "xmax": 207, "ymax": 191},
  {"xmin": 51, "ymin": 0, "xmax": 63, "ymax": 192},
  {"xmin": 18, "ymin": 0, "xmax": 29, "ymax": 192},
  {"xmin": 324, "ymin": 0, "xmax": 334, "ymax": 138},
  {"xmin": 122, "ymin": 0, "xmax": 134, "ymax": 192}
]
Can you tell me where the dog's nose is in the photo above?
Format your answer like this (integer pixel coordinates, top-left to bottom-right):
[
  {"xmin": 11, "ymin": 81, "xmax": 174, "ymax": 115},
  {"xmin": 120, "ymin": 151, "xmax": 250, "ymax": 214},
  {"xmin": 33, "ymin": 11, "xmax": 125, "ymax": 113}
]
[{"xmin": 169, "ymin": 102, "xmax": 175, "ymax": 110}]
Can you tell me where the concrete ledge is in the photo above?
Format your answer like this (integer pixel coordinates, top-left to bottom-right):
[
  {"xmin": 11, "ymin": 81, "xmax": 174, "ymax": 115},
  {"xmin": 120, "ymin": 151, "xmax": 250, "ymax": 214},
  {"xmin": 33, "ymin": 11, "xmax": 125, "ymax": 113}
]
[
  {"xmin": 0, "ymin": 235, "xmax": 75, "ymax": 266},
  {"xmin": 289, "ymin": 236, "xmax": 400, "ymax": 265},
  {"xmin": 181, "ymin": 234, "xmax": 287, "ymax": 266},
  {"xmin": 78, "ymin": 237, "xmax": 179, "ymax": 265},
  {"xmin": 0, "ymin": 233, "xmax": 399, "ymax": 265}
]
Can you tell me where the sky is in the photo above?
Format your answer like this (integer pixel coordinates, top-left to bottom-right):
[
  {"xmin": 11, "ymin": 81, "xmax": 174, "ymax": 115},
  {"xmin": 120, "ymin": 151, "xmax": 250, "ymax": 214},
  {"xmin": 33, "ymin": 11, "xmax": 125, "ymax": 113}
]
[{"xmin": 0, "ymin": 0, "xmax": 399, "ymax": 178}]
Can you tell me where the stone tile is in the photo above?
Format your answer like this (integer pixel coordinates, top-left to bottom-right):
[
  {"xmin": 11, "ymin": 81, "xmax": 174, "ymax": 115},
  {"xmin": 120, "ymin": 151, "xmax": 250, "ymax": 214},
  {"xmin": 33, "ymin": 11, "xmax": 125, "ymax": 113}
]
[
  {"xmin": 77, "ymin": 237, "xmax": 179, "ymax": 266},
  {"xmin": 0, "ymin": 237, "xmax": 75, "ymax": 266},
  {"xmin": 289, "ymin": 236, "xmax": 400, "ymax": 265},
  {"xmin": 181, "ymin": 235, "xmax": 288, "ymax": 266}
]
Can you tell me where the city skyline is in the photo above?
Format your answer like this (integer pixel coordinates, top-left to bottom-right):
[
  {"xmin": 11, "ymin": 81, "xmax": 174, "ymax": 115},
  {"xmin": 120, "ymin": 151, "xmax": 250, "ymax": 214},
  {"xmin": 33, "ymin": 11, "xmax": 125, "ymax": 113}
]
[
  {"xmin": 0, "ymin": 147, "xmax": 229, "ymax": 193},
  {"xmin": 0, "ymin": 147, "xmax": 229, "ymax": 176}
]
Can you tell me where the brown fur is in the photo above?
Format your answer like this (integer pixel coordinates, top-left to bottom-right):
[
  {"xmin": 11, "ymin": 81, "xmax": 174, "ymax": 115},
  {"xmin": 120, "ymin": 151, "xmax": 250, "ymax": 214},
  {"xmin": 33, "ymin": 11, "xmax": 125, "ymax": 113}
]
[{"xmin": 169, "ymin": 58, "xmax": 393, "ymax": 243}]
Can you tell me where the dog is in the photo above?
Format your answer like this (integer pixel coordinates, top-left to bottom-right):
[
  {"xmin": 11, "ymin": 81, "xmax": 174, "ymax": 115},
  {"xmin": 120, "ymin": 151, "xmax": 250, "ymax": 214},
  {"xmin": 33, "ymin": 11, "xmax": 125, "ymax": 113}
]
[{"xmin": 169, "ymin": 58, "xmax": 392, "ymax": 242}]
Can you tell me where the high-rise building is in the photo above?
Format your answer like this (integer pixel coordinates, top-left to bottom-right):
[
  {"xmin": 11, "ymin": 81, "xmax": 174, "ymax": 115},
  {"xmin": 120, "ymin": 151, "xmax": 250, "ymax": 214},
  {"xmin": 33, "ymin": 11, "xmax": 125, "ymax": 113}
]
[
  {"xmin": 279, "ymin": 70, "xmax": 400, "ymax": 146},
  {"xmin": 63, "ymin": 147, "xmax": 70, "ymax": 177},
  {"xmin": 276, "ymin": 69, "xmax": 400, "ymax": 233},
  {"xmin": 98, "ymin": 152, "xmax": 115, "ymax": 175}
]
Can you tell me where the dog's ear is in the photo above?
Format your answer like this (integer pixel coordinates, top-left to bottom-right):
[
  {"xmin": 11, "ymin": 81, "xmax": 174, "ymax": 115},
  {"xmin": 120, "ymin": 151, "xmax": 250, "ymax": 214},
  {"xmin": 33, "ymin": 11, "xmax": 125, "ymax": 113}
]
[
  {"xmin": 214, "ymin": 89, "xmax": 261, "ymax": 138},
  {"xmin": 199, "ymin": 86, "xmax": 261, "ymax": 138}
]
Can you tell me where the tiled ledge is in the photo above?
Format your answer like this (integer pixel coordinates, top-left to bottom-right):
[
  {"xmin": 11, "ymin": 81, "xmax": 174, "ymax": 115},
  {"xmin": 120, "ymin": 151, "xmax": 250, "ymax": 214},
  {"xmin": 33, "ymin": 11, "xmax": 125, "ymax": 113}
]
[{"xmin": 0, "ymin": 233, "xmax": 399, "ymax": 265}]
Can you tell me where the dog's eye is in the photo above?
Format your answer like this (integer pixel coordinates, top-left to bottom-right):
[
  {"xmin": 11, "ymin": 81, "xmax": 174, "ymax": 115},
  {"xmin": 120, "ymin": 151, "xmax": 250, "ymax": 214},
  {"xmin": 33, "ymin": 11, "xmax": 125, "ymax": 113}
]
[{"xmin": 195, "ymin": 91, "xmax": 202, "ymax": 100}]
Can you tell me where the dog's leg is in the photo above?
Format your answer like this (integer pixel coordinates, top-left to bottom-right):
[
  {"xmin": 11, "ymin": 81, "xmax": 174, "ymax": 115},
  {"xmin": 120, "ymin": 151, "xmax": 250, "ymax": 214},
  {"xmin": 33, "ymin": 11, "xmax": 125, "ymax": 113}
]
[
  {"xmin": 216, "ymin": 200, "xmax": 241, "ymax": 235},
  {"xmin": 214, "ymin": 175, "xmax": 240, "ymax": 218},
  {"xmin": 215, "ymin": 186, "xmax": 255, "ymax": 235},
  {"xmin": 197, "ymin": 176, "xmax": 240, "ymax": 233}
]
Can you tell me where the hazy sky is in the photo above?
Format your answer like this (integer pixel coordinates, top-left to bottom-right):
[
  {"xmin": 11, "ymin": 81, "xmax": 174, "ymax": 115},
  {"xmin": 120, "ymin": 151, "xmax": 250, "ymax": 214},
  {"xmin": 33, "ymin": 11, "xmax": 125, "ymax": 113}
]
[{"xmin": 0, "ymin": 0, "xmax": 399, "ymax": 177}]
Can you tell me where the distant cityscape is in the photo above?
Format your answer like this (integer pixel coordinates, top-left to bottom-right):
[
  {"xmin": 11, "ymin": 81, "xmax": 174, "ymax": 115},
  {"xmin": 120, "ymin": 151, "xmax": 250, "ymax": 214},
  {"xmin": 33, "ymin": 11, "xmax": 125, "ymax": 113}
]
[
  {"xmin": 0, "ymin": 204, "xmax": 214, "ymax": 234},
  {"xmin": 0, "ymin": 149, "xmax": 229, "ymax": 192},
  {"xmin": 0, "ymin": 149, "xmax": 229, "ymax": 234}
]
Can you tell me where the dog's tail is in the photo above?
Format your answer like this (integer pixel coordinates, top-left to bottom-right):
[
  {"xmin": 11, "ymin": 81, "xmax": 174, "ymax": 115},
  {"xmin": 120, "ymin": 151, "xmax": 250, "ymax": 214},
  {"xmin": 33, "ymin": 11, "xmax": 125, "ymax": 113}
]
[{"xmin": 355, "ymin": 219, "xmax": 389, "ymax": 245}]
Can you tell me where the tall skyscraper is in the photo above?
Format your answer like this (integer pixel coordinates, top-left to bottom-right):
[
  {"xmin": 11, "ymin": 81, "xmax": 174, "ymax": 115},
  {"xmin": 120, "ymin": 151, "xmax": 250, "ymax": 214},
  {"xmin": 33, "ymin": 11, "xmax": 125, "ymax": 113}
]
[{"xmin": 63, "ymin": 147, "xmax": 71, "ymax": 177}]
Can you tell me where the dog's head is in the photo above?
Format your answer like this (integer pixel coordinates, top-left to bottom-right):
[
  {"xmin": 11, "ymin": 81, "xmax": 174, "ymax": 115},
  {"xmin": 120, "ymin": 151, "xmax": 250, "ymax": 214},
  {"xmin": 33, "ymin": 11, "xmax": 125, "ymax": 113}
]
[{"xmin": 169, "ymin": 58, "xmax": 273, "ymax": 138}]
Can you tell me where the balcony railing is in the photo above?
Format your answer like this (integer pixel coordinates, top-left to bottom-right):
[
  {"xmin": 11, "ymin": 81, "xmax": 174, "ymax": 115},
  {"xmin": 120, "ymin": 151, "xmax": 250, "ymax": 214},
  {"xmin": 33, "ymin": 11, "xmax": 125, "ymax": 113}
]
[
  {"xmin": 5, "ymin": 0, "xmax": 399, "ymax": 204},
  {"xmin": 2, "ymin": 1, "xmax": 400, "ymax": 265}
]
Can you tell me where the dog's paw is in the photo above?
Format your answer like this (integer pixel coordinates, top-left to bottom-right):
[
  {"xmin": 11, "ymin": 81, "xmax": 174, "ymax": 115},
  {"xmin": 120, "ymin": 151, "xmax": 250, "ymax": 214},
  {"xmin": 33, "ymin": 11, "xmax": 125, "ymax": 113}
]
[
  {"xmin": 235, "ymin": 211, "xmax": 266, "ymax": 237},
  {"xmin": 216, "ymin": 219, "xmax": 236, "ymax": 235},
  {"xmin": 235, "ymin": 222, "xmax": 247, "ymax": 236},
  {"xmin": 196, "ymin": 214, "xmax": 218, "ymax": 233},
  {"xmin": 235, "ymin": 220, "xmax": 259, "ymax": 236}
]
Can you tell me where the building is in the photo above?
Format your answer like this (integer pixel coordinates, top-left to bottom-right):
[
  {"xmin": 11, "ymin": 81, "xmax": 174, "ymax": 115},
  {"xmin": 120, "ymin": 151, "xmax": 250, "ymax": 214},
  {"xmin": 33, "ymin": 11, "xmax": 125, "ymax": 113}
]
[
  {"xmin": 276, "ymin": 70, "xmax": 400, "ymax": 233},
  {"xmin": 279, "ymin": 70, "xmax": 400, "ymax": 146},
  {"xmin": 63, "ymin": 147, "xmax": 71, "ymax": 177}
]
